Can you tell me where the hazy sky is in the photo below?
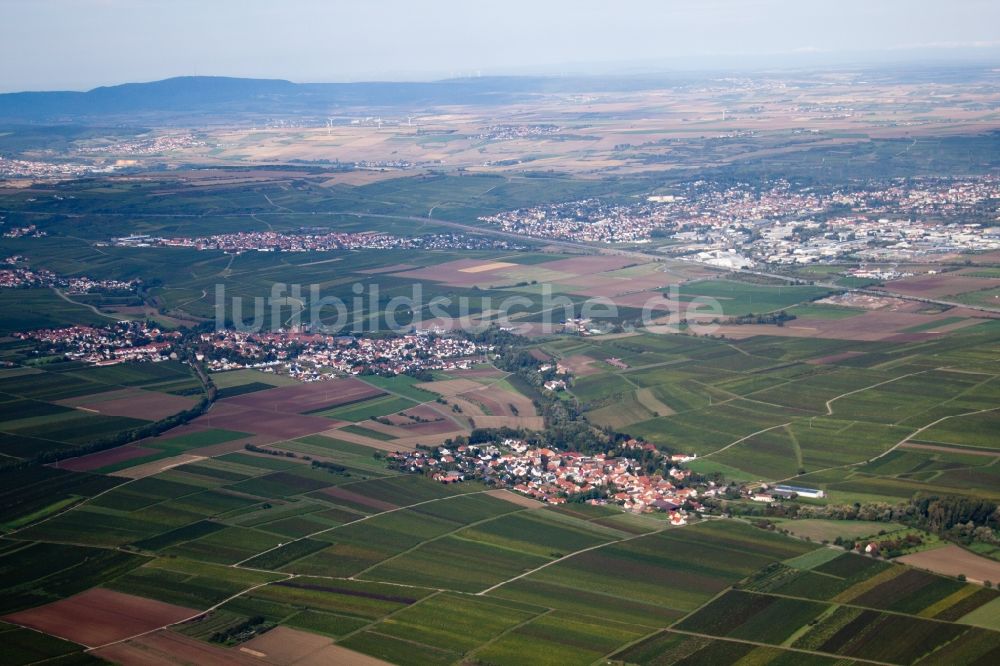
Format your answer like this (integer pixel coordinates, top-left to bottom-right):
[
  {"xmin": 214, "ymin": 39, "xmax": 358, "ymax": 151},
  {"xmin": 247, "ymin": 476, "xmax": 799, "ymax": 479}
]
[{"xmin": 3, "ymin": 0, "xmax": 999, "ymax": 91}]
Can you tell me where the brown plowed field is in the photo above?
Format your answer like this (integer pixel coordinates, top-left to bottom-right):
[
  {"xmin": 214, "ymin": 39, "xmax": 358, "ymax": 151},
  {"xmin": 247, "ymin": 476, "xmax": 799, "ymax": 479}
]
[
  {"xmin": 240, "ymin": 626, "xmax": 393, "ymax": 666},
  {"xmin": 385, "ymin": 403, "xmax": 449, "ymax": 425},
  {"xmin": 74, "ymin": 390, "xmax": 199, "ymax": 421},
  {"xmin": 222, "ymin": 378, "xmax": 383, "ymax": 413},
  {"xmin": 2, "ymin": 588, "xmax": 197, "ymax": 648},
  {"xmin": 195, "ymin": 403, "xmax": 339, "ymax": 439},
  {"xmin": 715, "ymin": 311, "xmax": 987, "ymax": 341},
  {"xmin": 486, "ymin": 488, "xmax": 545, "ymax": 508},
  {"xmin": 897, "ymin": 545, "xmax": 1000, "ymax": 584},
  {"xmin": 885, "ymin": 274, "xmax": 999, "ymax": 299},
  {"xmin": 92, "ymin": 629, "xmax": 262, "ymax": 666},
  {"xmin": 541, "ymin": 255, "xmax": 639, "ymax": 274},
  {"xmin": 56, "ymin": 444, "xmax": 158, "ymax": 472}
]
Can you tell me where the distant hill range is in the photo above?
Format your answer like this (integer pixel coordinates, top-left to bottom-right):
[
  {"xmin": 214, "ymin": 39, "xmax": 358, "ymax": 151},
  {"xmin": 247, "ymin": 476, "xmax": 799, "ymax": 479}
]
[
  {"xmin": 0, "ymin": 74, "xmax": 686, "ymax": 122},
  {"xmin": 2, "ymin": 64, "xmax": 993, "ymax": 123}
]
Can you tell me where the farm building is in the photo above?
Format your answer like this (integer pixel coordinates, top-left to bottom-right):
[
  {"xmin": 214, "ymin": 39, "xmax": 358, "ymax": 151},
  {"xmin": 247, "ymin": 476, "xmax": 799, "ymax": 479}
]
[{"xmin": 775, "ymin": 484, "xmax": 826, "ymax": 498}]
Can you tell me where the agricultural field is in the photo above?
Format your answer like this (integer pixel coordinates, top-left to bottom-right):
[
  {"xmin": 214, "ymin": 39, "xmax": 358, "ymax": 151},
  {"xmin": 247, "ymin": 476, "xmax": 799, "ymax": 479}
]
[
  {"xmin": 1, "ymin": 390, "xmax": 999, "ymax": 666},
  {"xmin": 0, "ymin": 360, "xmax": 206, "ymax": 464},
  {"xmin": 0, "ymin": 109, "xmax": 999, "ymax": 665},
  {"xmin": 514, "ymin": 321, "xmax": 1000, "ymax": 506}
]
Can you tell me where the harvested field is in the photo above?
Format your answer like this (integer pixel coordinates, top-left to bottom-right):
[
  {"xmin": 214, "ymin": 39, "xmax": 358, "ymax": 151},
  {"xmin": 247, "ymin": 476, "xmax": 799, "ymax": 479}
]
[
  {"xmin": 392, "ymin": 403, "xmax": 449, "ymax": 422},
  {"xmin": 448, "ymin": 367, "xmax": 507, "ymax": 379},
  {"xmin": 458, "ymin": 261, "xmax": 517, "ymax": 273},
  {"xmin": 239, "ymin": 625, "xmax": 393, "ymax": 666},
  {"xmin": 897, "ymin": 545, "xmax": 1000, "ymax": 584},
  {"xmin": 415, "ymin": 379, "xmax": 484, "ymax": 396},
  {"xmin": 2, "ymin": 588, "xmax": 196, "ymax": 648},
  {"xmin": 75, "ymin": 390, "xmax": 199, "ymax": 421},
  {"xmin": 393, "ymin": 419, "xmax": 461, "ymax": 436},
  {"xmin": 900, "ymin": 442, "xmax": 1000, "ymax": 457},
  {"xmin": 461, "ymin": 391, "xmax": 514, "ymax": 416},
  {"xmin": 388, "ymin": 429, "xmax": 471, "ymax": 449},
  {"xmin": 559, "ymin": 354, "xmax": 601, "ymax": 377},
  {"xmin": 446, "ymin": 383, "xmax": 537, "ymax": 420},
  {"xmin": 92, "ymin": 630, "xmax": 261, "ymax": 666},
  {"xmin": 542, "ymin": 255, "xmax": 640, "ymax": 274},
  {"xmin": 635, "ymin": 387, "xmax": 675, "ymax": 417},
  {"xmin": 381, "ymin": 404, "xmax": 460, "ymax": 434},
  {"xmin": 111, "ymin": 453, "xmax": 206, "ymax": 479},
  {"xmin": 56, "ymin": 444, "xmax": 159, "ymax": 472},
  {"xmin": 486, "ymin": 489, "xmax": 545, "ymax": 508},
  {"xmin": 471, "ymin": 415, "xmax": 545, "ymax": 429},
  {"xmin": 222, "ymin": 378, "xmax": 383, "ymax": 414},
  {"xmin": 447, "ymin": 396, "xmax": 486, "ymax": 417}
]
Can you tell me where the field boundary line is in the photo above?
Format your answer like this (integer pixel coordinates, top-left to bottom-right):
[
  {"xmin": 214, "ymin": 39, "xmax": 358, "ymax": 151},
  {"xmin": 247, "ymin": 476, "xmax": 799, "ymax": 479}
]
[
  {"xmin": 664, "ymin": 628, "xmax": 897, "ymax": 666},
  {"xmin": 335, "ymin": 589, "xmax": 444, "ymax": 644},
  {"xmin": 476, "ymin": 524, "xmax": 674, "ymax": 596},
  {"xmin": 232, "ymin": 489, "xmax": 493, "ymax": 567},
  {"xmin": 466, "ymin": 608, "xmax": 554, "ymax": 660},
  {"xmin": 701, "ymin": 422, "xmax": 792, "ymax": 459},
  {"xmin": 347, "ymin": 505, "xmax": 536, "ymax": 579},
  {"xmin": 824, "ymin": 369, "xmax": 931, "ymax": 416},
  {"xmin": 5, "ymin": 457, "xmax": 282, "ymax": 540},
  {"xmin": 775, "ymin": 405, "xmax": 1000, "ymax": 485},
  {"xmin": 739, "ymin": 587, "xmax": 986, "ymax": 624},
  {"xmin": 83, "ymin": 572, "xmax": 296, "ymax": 653}
]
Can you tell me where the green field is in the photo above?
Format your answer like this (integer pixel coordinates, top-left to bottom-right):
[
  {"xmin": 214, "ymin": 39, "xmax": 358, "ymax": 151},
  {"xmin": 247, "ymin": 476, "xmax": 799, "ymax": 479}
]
[
  {"xmin": 315, "ymin": 394, "xmax": 416, "ymax": 421},
  {"xmin": 675, "ymin": 279, "xmax": 833, "ymax": 317},
  {"xmin": 1, "ymin": 163, "xmax": 1000, "ymax": 664}
]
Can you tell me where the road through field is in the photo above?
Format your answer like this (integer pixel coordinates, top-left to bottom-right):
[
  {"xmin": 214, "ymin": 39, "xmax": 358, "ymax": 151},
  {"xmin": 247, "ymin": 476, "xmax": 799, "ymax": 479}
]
[{"xmin": 775, "ymin": 405, "xmax": 1000, "ymax": 485}]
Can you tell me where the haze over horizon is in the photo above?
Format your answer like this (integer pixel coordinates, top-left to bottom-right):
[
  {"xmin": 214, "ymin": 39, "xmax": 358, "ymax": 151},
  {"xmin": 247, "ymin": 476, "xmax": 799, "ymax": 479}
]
[{"xmin": 2, "ymin": 0, "xmax": 999, "ymax": 93}]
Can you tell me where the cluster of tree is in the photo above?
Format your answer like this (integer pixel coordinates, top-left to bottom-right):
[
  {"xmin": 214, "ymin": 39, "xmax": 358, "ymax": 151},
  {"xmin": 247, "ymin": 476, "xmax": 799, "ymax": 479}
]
[
  {"xmin": 726, "ymin": 494, "xmax": 1000, "ymax": 551},
  {"xmin": 245, "ymin": 443, "xmax": 296, "ymax": 458},
  {"xmin": 210, "ymin": 616, "xmax": 273, "ymax": 645},
  {"xmin": 834, "ymin": 532, "xmax": 925, "ymax": 558},
  {"xmin": 19, "ymin": 395, "xmax": 210, "ymax": 470},
  {"xmin": 311, "ymin": 460, "xmax": 348, "ymax": 474},
  {"xmin": 725, "ymin": 310, "xmax": 797, "ymax": 326},
  {"xmin": 910, "ymin": 495, "xmax": 998, "ymax": 534}
]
